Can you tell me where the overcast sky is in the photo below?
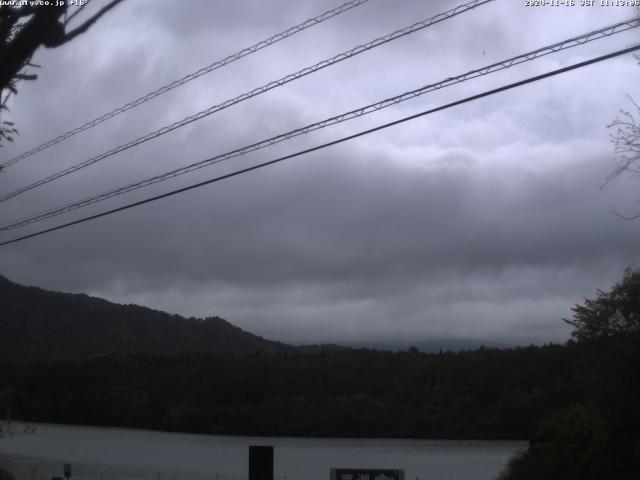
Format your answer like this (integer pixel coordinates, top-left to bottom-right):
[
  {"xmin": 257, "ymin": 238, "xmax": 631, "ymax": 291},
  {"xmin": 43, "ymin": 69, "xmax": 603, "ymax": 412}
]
[{"xmin": 1, "ymin": 0, "xmax": 639, "ymax": 348}]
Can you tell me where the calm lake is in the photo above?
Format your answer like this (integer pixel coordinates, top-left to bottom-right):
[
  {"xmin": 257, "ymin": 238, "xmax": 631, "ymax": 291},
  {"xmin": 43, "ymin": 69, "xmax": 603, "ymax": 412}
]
[{"xmin": 0, "ymin": 423, "xmax": 525, "ymax": 480}]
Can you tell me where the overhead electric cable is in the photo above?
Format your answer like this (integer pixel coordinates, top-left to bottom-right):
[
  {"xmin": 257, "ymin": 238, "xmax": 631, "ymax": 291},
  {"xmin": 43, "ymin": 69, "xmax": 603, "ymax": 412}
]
[
  {"xmin": 1, "ymin": 16, "xmax": 637, "ymax": 233},
  {"xmin": 0, "ymin": 0, "xmax": 372, "ymax": 170},
  {"xmin": 1, "ymin": 43, "xmax": 638, "ymax": 248},
  {"xmin": 0, "ymin": 0, "xmax": 494, "ymax": 204}
]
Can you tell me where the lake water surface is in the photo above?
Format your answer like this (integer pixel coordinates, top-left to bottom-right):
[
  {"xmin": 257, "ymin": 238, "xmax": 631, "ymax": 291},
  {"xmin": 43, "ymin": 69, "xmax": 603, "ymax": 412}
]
[{"xmin": 0, "ymin": 423, "xmax": 525, "ymax": 480}]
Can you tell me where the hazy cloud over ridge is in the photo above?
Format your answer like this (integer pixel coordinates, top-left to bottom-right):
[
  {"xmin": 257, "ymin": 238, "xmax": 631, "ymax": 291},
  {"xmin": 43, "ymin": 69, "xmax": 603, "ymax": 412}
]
[{"xmin": 1, "ymin": 0, "xmax": 638, "ymax": 347}]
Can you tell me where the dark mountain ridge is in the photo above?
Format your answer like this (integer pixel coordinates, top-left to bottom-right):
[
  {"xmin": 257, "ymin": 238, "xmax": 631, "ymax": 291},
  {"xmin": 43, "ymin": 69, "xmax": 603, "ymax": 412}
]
[{"xmin": 0, "ymin": 275, "xmax": 295, "ymax": 361}]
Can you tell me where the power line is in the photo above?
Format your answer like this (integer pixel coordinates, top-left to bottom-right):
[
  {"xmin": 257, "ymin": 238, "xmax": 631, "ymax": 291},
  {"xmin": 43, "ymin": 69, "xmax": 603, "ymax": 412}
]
[
  {"xmin": 2, "ymin": 16, "xmax": 637, "ymax": 233},
  {"xmin": 1, "ymin": 43, "xmax": 638, "ymax": 248},
  {"xmin": 0, "ymin": 0, "xmax": 495, "ymax": 205},
  {"xmin": 0, "ymin": 0, "xmax": 372, "ymax": 170}
]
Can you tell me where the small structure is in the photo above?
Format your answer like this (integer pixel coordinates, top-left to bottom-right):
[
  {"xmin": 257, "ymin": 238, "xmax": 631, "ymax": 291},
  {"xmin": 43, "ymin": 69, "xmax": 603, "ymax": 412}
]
[{"xmin": 249, "ymin": 446, "xmax": 273, "ymax": 480}]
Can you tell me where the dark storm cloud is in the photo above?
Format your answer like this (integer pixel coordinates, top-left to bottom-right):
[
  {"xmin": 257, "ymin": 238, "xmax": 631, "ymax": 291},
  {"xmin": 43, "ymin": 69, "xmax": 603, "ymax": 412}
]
[{"xmin": 0, "ymin": 0, "xmax": 638, "ymax": 346}]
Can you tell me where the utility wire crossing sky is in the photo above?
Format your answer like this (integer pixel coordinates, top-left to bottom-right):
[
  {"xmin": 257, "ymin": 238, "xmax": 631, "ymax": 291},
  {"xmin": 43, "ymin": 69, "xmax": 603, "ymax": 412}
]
[
  {"xmin": 0, "ymin": 0, "xmax": 494, "ymax": 204},
  {"xmin": 0, "ymin": 0, "xmax": 372, "ymax": 170},
  {"xmin": 1, "ymin": 42, "xmax": 638, "ymax": 247},
  {"xmin": 0, "ymin": 14, "xmax": 638, "ymax": 234},
  {"xmin": 1, "ymin": 0, "xmax": 638, "ymax": 348}
]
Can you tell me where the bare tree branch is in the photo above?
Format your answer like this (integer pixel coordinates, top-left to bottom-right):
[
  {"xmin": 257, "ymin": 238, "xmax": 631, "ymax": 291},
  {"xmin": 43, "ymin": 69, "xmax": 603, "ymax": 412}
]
[
  {"xmin": 64, "ymin": 3, "xmax": 89, "ymax": 27},
  {"xmin": 610, "ymin": 205, "xmax": 640, "ymax": 221},
  {"xmin": 607, "ymin": 95, "xmax": 640, "ymax": 182},
  {"xmin": 0, "ymin": 5, "xmax": 66, "ymax": 87},
  {"xmin": 0, "ymin": 0, "xmax": 126, "ymax": 148},
  {"xmin": 14, "ymin": 6, "xmax": 39, "ymax": 18},
  {"xmin": 14, "ymin": 73, "xmax": 37, "ymax": 81},
  {"xmin": 52, "ymin": 0, "xmax": 125, "ymax": 46},
  {"xmin": 606, "ymin": 51, "xmax": 640, "ymax": 220}
]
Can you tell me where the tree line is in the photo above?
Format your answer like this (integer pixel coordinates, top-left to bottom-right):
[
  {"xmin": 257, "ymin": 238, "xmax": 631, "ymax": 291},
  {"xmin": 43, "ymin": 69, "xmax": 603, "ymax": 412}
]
[
  {"xmin": 0, "ymin": 344, "xmax": 574, "ymax": 440},
  {"xmin": 0, "ymin": 270, "xmax": 637, "ymax": 479}
]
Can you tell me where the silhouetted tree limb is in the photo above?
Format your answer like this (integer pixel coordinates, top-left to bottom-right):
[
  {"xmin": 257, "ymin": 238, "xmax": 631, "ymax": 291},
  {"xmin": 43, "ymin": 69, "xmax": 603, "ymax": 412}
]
[
  {"xmin": 54, "ymin": 0, "xmax": 124, "ymax": 46},
  {"xmin": 64, "ymin": 3, "xmax": 90, "ymax": 27},
  {"xmin": 608, "ymin": 95, "xmax": 640, "ymax": 179},
  {"xmin": 0, "ymin": 1, "xmax": 124, "ymax": 148},
  {"xmin": 606, "ymin": 55, "xmax": 640, "ymax": 219},
  {"xmin": 0, "ymin": 1, "xmax": 124, "ymax": 91}
]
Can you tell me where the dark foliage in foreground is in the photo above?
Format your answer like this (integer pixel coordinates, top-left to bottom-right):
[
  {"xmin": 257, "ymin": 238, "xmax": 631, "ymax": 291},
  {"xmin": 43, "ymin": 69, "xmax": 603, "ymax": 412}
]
[
  {"xmin": 500, "ymin": 269, "xmax": 640, "ymax": 480},
  {"xmin": 1, "ymin": 272, "xmax": 638, "ymax": 478},
  {"xmin": 0, "ymin": 467, "xmax": 13, "ymax": 480},
  {"xmin": 0, "ymin": 345, "xmax": 574, "ymax": 439}
]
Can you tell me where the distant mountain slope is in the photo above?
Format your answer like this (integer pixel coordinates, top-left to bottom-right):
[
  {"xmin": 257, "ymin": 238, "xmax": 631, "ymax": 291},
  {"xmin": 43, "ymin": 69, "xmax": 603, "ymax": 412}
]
[{"xmin": 0, "ymin": 275, "xmax": 295, "ymax": 361}]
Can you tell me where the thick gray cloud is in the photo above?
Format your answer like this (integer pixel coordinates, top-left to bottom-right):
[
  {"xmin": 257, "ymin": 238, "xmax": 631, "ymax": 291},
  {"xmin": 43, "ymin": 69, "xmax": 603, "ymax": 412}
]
[{"xmin": 1, "ymin": 0, "xmax": 638, "ymax": 347}]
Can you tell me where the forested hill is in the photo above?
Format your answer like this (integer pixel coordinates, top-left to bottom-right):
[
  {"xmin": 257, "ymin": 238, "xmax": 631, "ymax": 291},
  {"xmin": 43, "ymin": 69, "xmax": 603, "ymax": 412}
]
[{"xmin": 0, "ymin": 275, "xmax": 295, "ymax": 361}]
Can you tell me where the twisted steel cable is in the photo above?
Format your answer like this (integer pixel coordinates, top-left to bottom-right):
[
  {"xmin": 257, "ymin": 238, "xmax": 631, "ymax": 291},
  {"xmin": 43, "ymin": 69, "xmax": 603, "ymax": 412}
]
[
  {"xmin": 0, "ymin": 0, "xmax": 495, "ymax": 204},
  {"xmin": 0, "ymin": 0, "xmax": 371, "ymax": 169},
  {"xmin": 2, "ymin": 43, "xmax": 639, "ymax": 247},
  {"xmin": 1, "ymin": 15, "xmax": 637, "ymax": 233}
]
